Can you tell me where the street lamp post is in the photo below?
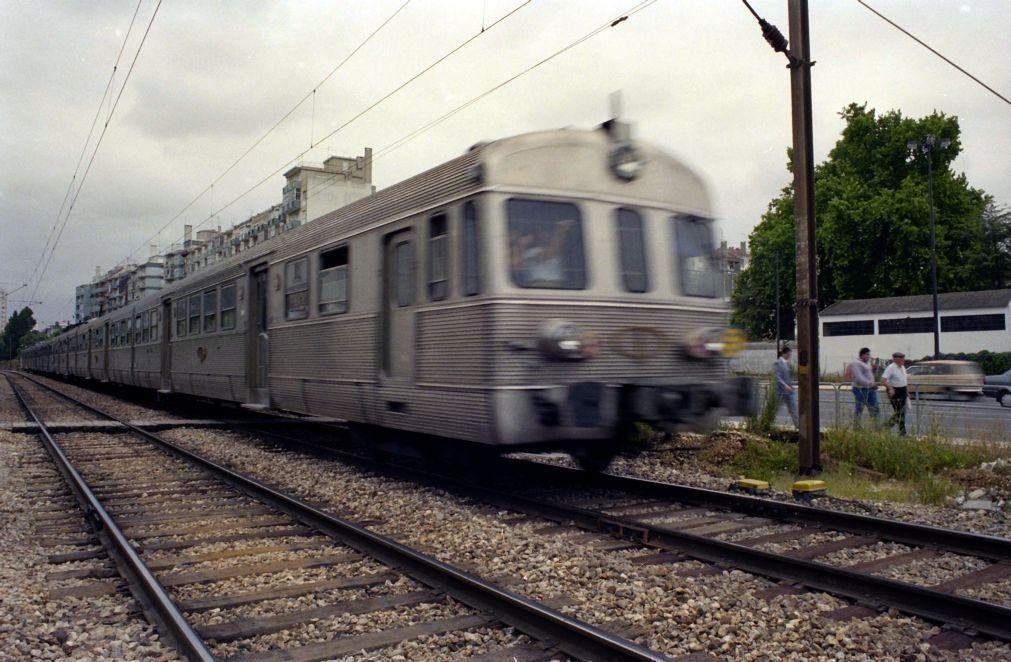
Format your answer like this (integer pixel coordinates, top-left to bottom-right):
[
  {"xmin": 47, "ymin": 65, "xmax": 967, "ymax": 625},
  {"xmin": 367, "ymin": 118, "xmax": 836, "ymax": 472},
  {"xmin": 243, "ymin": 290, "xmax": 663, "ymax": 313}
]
[{"xmin": 907, "ymin": 135, "xmax": 950, "ymax": 359}]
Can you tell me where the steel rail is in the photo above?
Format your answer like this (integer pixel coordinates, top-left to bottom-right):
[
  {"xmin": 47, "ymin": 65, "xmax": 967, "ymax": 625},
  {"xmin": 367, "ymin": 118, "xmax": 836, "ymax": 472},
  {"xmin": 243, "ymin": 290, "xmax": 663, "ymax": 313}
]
[
  {"xmin": 5, "ymin": 374, "xmax": 214, "ymax": 661},
  {"xmin": 503, "ymin": 458, "xmax": 1011, "ymax": 562},
  {"xmin": 14, "ymin": 372, "xmax": 667, "ymax": 662},
  {"xmin": 237, "ymin": 426, "xmax": 1011, "ymax": 643}
]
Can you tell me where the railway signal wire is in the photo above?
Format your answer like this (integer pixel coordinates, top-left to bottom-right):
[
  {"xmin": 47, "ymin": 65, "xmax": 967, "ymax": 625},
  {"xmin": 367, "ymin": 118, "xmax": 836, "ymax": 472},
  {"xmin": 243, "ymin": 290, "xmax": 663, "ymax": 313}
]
[
  {"xmin": 180, "ymin": 0, "xmax": 656, "ymax": 244},
  {"xmin": 30, "ymin": 0, "xmax": 163, "ymax": 306},
  {"xmin": 856, "ymin": 0, "xmax": 1008, "ymax": 106},
  {"xmin": 23, "ymin": 0, "xmax": 145, "ymax": 298},
  {"xmin": 134, "ymin": 0, "xmax": 534, "ymax": 265},
  {"xmin": 119, "ymin": 0, "xmax": 416, "ymax": 268}
]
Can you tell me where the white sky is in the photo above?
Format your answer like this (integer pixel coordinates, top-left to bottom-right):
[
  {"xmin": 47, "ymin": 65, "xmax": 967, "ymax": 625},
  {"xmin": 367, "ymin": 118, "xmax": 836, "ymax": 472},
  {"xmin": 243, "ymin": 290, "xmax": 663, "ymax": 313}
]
[{"xmin": 1, "ymin": 0, "xmax": 1008, "ymax": 326}]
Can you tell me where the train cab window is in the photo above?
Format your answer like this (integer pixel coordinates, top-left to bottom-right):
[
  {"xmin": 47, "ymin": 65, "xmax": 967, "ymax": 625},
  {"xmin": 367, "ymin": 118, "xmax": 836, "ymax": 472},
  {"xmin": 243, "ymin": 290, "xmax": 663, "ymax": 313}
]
[
  {"xmin": 174, "ymin": 300, "xmax": 186, "ymax": 338},
  {"xmin": 616, "ymin": 208, "xmax": 649, "ymax": 293},
  {"xmin": 203, "ymin": 289, "xmax": 218, "ymax": 332},
  {"xmin": 319, "ymin": 246, "xmax": 349, "ymax": 315},
  {"xmin": 460, "ymin": 201, "xmax": 481, "ymax": 296},
  {"xmin": 672, "ymin": 215, "xmax": 719, "ymax": 298},
  {"xmin": 188, "ymin": 295, "xmax": 202, "ymax": 334},
  {"xmin": 285, "ymin": 257, "xmax": 309, "ymax": 320},
  {"xmin": 428, "ymin": 213, "xmax": 448, "ymax": 301},
  {"xmin": 395, "ymin": 241, "xmax": 414, "ymax": 307},
  {"xmin": 507, "ymin": 199, "xmax": 586, "ymax": 289},
  {"xmin": 220, "ymin": 284, "xmax": 237, "ymax": 330}
]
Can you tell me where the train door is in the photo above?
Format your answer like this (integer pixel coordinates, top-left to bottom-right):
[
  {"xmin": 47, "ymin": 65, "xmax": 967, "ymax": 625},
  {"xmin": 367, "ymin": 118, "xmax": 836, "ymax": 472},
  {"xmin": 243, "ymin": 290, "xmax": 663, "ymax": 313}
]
[
  {"xmin": 101, "ymin": 322, "xmax": 109, "ymax": 381},
  {"xmin": 159, "ymin": 300, "xmax": 172, "ymax": 392},
  {"xmin": 247, "ymin": 267, "xmax": 269, "ymax": 406},
  {"xmin": 382, "ymin": 228, "xmax": 416, "ymax": 381}
]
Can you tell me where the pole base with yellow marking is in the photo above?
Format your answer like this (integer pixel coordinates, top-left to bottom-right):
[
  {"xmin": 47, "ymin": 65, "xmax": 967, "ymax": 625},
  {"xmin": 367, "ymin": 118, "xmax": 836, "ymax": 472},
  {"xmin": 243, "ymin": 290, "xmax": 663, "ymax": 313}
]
[
  {"xmin": 792, "ymin": 479, "xmax": 827, "ymax": 500},
  {"xmin": 732, "ymin": 478, "xmax": 770, "ymax": 494}
]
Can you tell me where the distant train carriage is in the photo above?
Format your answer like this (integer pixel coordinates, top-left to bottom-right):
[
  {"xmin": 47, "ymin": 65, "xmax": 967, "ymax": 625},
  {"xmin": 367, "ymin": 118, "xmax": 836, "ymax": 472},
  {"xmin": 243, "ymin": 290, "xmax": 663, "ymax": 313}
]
[{"xmin": 23, "ymin": 123, "xmax": 753, "ymax": 466}]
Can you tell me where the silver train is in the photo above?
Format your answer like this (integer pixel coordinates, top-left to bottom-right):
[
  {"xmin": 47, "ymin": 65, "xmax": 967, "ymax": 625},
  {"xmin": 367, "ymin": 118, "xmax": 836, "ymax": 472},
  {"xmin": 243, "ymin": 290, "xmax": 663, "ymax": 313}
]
[{"xmin": 22, "ymin": 122, "xmax": 753, "ymax": 466}]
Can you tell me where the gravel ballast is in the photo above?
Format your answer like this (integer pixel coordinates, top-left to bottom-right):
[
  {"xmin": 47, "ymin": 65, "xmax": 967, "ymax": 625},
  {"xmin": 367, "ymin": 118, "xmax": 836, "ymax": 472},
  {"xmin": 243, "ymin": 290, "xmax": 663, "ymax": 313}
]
[{"xmin": 159, "ymin": 427, "xmax": 1011, "ymax": 659}]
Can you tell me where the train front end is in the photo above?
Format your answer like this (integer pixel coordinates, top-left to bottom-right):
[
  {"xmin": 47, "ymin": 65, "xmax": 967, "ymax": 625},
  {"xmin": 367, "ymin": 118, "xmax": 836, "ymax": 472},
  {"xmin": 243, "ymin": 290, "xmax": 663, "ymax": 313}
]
[{"xmin": 479, "ymin": 124, "xmax": 755, "ymax": 462}]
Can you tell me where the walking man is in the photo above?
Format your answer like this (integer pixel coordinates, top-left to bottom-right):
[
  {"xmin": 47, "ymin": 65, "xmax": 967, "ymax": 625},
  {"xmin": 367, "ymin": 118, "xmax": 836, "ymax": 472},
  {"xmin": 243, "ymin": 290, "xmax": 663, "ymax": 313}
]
[
  {"xmin": 774, "ymin": 345, "xmax": 798, "ymax": 427},
  {"xmin": 881, "ymin": 352, "xmax": 909, "ymax": 435},
  {"xmin": 851, "ymin": 347, "xmax": 880, "ymax": 426}
]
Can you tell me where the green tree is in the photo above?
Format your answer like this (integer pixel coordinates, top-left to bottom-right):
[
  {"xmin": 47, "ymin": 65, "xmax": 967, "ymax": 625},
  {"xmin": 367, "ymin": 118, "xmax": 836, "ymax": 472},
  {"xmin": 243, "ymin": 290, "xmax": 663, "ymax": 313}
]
[
  {"xmin": 733, "ymin": 103, "xmax": 1001, "ymax": 339},
  {"xmin": 0, "ymin": 307, "xmax": 37, "ymax": 360}
]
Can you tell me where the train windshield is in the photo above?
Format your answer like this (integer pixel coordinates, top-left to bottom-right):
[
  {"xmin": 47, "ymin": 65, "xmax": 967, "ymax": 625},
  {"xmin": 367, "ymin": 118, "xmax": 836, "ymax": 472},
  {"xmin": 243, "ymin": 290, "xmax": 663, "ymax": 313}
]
[
  {"xmin": 673, "ymin": 214, "xmax": 720, "ymax": 298},
  {"xmin": 507, "ymin": 198, "xmax": 586, "ymax": 289}
]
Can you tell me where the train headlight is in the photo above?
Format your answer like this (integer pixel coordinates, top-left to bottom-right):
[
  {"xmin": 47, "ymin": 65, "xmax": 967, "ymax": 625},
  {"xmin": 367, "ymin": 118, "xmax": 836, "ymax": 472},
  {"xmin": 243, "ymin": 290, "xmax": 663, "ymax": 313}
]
[
  {"xmin": 538, "ymin": 319, "xmax": 600, "ymax": 361},
  {"xmin": 608, "ymin": 143, "xmax": 644, "ymax": 181},
  {"xmin": 684, "ymin": 327, "xmax": 745, "ymax": 359}
]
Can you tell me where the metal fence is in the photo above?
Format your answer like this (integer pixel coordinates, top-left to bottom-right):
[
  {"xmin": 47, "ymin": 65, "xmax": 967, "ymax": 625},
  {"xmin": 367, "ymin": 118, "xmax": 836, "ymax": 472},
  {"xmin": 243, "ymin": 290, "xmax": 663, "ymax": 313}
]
[{"xmin": 752, "ymin": 380, "xmax": 1007, "ymax": 439}]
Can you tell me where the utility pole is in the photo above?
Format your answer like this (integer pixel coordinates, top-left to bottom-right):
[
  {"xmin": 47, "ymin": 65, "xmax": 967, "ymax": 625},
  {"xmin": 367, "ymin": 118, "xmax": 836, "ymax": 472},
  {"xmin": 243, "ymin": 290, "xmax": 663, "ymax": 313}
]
[
  {"xmin": 742, "ymin": 0, "xmax": 820, "ymax": 472},
  {"xmin": 775, "ymin": 250, "xmax": 781, "ymax": 353},
  {"xmin": 788, "ymin": 0, "xmax": 820, "ymax": 474}
]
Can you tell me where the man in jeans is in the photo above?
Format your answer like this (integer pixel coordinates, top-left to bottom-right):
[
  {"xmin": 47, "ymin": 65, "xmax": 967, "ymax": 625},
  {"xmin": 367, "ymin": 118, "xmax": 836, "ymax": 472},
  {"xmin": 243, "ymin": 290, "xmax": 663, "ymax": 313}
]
[
  {"xmin": 881, "ymin": 351, "xmax": 909, "ymax": 435},
  {"xmin": 851, "ymin": 347, "xmax": 880, "ymax": 426},
  {"xmin": 774, "ymin": 345, "xmax": 798, "ymax": 427}
]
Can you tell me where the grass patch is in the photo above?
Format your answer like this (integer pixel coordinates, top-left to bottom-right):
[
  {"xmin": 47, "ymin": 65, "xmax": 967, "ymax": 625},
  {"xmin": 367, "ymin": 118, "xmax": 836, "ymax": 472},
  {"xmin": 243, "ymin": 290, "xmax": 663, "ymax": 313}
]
[
  {"xmin": 721, "ymin": 428, "xmax": 996, "ymax": 506},
  {"xmin": 822, "ymin": 428, "xmax": 1002, "ymax": 480}
]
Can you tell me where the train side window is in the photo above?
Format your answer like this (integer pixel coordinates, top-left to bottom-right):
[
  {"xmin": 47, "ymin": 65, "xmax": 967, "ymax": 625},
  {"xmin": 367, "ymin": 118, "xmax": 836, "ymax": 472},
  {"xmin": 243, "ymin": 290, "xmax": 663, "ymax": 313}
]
[
  {"xmin": 616, "ymin": 208, "xmax": 649, "ymax": 293},
  {"xmin": 460, "ymin": 201, "xmax": 481, "ymax": 296},
  {"xmin": 203, "ymin": 289, "xmax": 218, "ymax": 333},
  {"xmin": 151, "ymin": 309, "xmax": 160, "ymax": 342},
  {"xmin": 111, "ymin": 328, "xmax": 117, "ymax": 347},
  {"xmin": 672, "ymin": 214, "xmax": 719, "ymax": 298},
  {"xmin": 220, "ymin": 284, "xmax": 237, "ymax": 330},
  {"xmin": 507, "ymin": 198, "xmax": 586, "ymax": 289},
  {"xmin": 395, "ymin": 241, "xmax": 414, "ymax": 307},
  {"xmin": 134, "ymin": 316, "xmax": 142, "ymax": 344},
  {"xmin": 285, "ymin": 257, "xmax": 309, "ymax": 320},
  {"xmin": 189, "ymin": 294, "xmax": 202, "ymax": 334},
  {"xmin": 142, "ymin": 312, "xmax": 150, "ymax": 343},
  {"xmin": 428, "ymin": 213, "xmax": 448, "ymax": 301},
  {"xmin": 174, "ymin": 300, "xmax": 186, "ymax": 338},
  {"xmin": 319, "ymin": 246, "xmax": 349, "ymax": 315}
]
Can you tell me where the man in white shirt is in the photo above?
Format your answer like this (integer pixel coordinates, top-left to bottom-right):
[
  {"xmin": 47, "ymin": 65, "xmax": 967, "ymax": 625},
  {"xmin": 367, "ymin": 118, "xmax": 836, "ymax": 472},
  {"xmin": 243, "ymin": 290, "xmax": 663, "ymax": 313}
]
[{"xmin": 881, "ymin": 351, "xmax": 909, "ymax": 435}]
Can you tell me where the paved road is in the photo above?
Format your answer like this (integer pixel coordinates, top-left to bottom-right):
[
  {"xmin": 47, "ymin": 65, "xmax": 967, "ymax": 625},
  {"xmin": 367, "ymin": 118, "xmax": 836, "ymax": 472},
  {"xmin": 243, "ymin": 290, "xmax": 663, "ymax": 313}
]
[{"xmin": 729, "ymin": 387, "xmax": 1010, "ymax": 441}]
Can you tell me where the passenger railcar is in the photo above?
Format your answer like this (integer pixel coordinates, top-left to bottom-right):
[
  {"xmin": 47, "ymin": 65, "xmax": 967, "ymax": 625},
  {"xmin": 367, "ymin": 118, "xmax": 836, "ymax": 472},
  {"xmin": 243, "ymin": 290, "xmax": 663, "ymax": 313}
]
[{"xmin": 22, "ymin": 123, "xmax": 753, "ymax": 466}]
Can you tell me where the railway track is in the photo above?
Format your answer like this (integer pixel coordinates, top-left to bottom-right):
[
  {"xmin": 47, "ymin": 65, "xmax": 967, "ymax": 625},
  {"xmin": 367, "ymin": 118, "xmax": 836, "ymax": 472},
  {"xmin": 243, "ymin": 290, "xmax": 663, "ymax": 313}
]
[
  {"xmin": 243, "ymin": 421, "xmax": 1011, "ymax": 651},
  {"xmin": 5, "ymin": 372, "xmax": 667, "ymax": 661}
]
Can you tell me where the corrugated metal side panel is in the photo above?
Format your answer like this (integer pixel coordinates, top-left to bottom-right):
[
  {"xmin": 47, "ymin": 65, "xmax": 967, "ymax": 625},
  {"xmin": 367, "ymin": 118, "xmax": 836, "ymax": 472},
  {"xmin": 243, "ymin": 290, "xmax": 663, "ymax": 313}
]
[
  {"xmin": 133, "ymin": 345, "xmax": 160, "ymax": 390},
  {"xmin": 107, "ymin": 347, "xmax": 132, "ymax": 385},
  {"xmin": 376, "ymin": 384, "xmax": 490, "ymax": 442},
  {"xmin": 417, "ymin": 307, "xmax": 490, "ymax": 384},
  {"xmin": 169, "ymin": 333, "xmax": 247, "ymax": 401},
  {"xmin": 268, "ymin": 317, "xmax": 377, "ymax": 414},
  {"xmin": 488, "ymin": 302, "xmax": 730, "ymax": 384}
]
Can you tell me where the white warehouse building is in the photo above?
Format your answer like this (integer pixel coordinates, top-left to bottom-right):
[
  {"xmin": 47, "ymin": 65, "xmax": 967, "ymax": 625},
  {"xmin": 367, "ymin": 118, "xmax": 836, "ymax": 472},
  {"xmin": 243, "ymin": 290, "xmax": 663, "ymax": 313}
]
[{"xmin": 818, "ymin": 289, "xmax": 1011, "ymax": 374}]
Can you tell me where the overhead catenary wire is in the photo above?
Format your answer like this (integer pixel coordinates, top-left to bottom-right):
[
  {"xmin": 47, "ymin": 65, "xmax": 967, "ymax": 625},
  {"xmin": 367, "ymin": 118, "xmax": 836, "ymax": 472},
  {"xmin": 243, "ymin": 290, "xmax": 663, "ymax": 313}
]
[
  {"xmin": 121, "ymin": 0, "xmax": 414, "ymax": 267},
  {"xmin": 23, "ymin": 0, "xmax": 145, "ymax": 292},
  {"xmin": 856, "ymin": 0, "xmax": 1009, "ymax": 106},
  {"xmin": 31, "ymin": 0, "xmax": 163, "ymax": 305},
  {"xmin": 143, "ymin": 0, "xmax": 534, "ymax": 252},
  {"xmin": 288, "ymin": 0, "xmax": 660, "ymax": 221}
]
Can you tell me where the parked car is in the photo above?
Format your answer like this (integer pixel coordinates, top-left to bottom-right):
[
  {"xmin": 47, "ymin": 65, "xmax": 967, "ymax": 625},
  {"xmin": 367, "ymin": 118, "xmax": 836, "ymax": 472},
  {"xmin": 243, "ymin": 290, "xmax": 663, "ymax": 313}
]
[
  {"xmin": 905, "ymin": 360, "xmax": 984, "ymax": 400},
  {"xmin": 983, "ymin": 369, "xmax": 1011, "ymax": 407}
]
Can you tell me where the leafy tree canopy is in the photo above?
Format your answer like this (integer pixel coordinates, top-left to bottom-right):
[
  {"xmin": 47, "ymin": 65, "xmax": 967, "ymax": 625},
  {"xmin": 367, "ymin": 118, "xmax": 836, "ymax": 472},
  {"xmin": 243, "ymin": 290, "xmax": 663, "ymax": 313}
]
[
  {"xmin": 0, "ymin": 307, "xmax": 37, "ymax": 360},
  {"xmin": 732, "ymin": 103, "xmax": 1008, "ymax": 339}
]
